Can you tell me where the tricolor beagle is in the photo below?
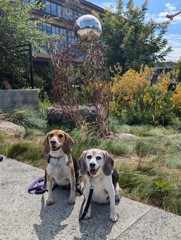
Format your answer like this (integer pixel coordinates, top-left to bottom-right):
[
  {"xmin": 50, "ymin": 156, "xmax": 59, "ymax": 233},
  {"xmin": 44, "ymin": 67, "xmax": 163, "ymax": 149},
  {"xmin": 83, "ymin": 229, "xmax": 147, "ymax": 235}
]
[
  {"xmin": 78, "ymin": 149, "xmax": 121, "ymax": 222},
  {"xmin": 43, "ymin": 129, "xmax": 79, "ymax": 205}
]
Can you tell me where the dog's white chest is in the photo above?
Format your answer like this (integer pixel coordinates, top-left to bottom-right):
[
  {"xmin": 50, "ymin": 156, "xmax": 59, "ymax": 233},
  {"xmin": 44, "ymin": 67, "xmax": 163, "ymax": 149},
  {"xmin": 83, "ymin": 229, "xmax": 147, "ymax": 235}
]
[
  {"xmin": 92, "ymin": 184, "xmax": 110, "ymax": 203},
  {"xmin": 84, "ymin": 175, "xmax": 112, "ymax": 203},
  {"xmin": 47, "ymin": 157, "xmax": 71, "ymax": 185}
]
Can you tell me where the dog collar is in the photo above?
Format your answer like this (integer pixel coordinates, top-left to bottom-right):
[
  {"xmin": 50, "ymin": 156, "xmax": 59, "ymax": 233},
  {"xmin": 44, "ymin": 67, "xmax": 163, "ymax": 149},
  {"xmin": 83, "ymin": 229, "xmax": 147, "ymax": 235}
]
[{"xmin": 46, "ymin": 154, "xmax": 65, "ymax": 163}]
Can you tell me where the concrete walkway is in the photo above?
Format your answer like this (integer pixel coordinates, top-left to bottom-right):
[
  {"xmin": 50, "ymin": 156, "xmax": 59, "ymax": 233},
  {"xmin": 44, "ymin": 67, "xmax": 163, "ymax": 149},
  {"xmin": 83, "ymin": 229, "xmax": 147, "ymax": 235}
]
[{"xmin": 0, "ymin": 157, "xmax": 181, "ymax": 240}]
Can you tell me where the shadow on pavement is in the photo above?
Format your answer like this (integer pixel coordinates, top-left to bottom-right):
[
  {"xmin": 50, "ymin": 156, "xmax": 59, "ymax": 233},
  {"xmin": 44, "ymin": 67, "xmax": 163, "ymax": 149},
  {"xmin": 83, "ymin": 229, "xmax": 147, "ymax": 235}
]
[
  {"xmin": 76, "ymin": 202, "xmax": 117, "ymax": 240},
  {"xmin": 34, "ymin": 188, "xmax": 75, "ymax": 240}
]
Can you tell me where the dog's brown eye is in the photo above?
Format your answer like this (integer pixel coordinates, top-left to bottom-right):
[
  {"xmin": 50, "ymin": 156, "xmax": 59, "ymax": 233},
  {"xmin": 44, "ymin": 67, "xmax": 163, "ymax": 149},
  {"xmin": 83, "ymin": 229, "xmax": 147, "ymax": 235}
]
[
  {"xmin": 96, "ymin": 156, "xmax": 102, "ymax": 160},
  {"xmin": 49, "ymin": 133, "xmax": 54, "ymax": 138},
  {"xmin": 87, "ymin": 155, "xmax": 92, "ymax": 159},
  {"xmin": 58, "ymin": 134, "xmax": 63, "ymax": 138}
]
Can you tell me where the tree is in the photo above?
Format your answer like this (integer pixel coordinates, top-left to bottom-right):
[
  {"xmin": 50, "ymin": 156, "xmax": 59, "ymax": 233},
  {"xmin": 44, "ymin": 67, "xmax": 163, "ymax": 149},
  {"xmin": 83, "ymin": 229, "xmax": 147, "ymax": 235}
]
[
  {"xmin": 0, "ymin": 0, "xmax": 52, "ymax": 88},
  {"xmin": 100, "ymin": 0, "xmax": 172, "ymax": 72}
]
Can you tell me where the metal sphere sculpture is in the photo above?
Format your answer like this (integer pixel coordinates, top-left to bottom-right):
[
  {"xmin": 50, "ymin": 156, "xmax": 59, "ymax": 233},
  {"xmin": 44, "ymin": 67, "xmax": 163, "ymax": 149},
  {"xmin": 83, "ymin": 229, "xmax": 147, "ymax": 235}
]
[
  {"xmin": 49, "ymin": 5, "xmax": 113, "ymax": 137},
  {"xmin": 74, "ymin": 14, "xmax": 102, "ymax": 43}
]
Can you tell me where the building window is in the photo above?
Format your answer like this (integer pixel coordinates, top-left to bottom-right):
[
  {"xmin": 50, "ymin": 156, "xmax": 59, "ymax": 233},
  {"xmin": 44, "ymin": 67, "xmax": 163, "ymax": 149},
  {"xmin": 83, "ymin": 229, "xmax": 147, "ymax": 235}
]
[
  {"xmin": 51, "ymin": 3, "xmax": 56, "ymax": 15},
  {"xmin": 24, "ymin": 0, "xmax": 36, "ymax": 3},
  {"xmin": 55, "ymin": 26, "xmax": 60, "ymax": 34},
  {"xmin": 46, "ymin": 1, "xmax": 62, "ymax": 17},
  {"xmin": 52, "ymin": 26, "xmax": 56, "ymax": 34},
  {"xmin": 36, "ymin": 23, "xmax": 77, "ymax": 54},
  {"xmin": 46, "ymin": 1, "xmax": 51, "ymax": 13},
  {"xmin": 46, "ymin": 25, "xmax": 52, "ymax": 35},
  {"xmin": 42, "ymin": 46, "xmax": 48, "ymax": 53},
  {"xmin": 38, "ymin": 22, "xmax": 66, "ymax": 36},
  {"xmin": 67, "ymin": 31, "xmax": 76, "ymax": 44},
  {"xmin": 57, "ymin": 5, "xmax": 62, "ymax": 17}
]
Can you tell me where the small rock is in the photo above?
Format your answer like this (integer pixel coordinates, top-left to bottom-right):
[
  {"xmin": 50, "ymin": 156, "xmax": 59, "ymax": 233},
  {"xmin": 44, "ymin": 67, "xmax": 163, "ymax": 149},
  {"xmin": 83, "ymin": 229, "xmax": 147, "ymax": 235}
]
[
  {"xmin": 47, "ymin": 106, "xmax": 97, "ymax": 124},
  {"xmin": 0, "ymin": 121, "xmax": 26, "ymax": 137}
]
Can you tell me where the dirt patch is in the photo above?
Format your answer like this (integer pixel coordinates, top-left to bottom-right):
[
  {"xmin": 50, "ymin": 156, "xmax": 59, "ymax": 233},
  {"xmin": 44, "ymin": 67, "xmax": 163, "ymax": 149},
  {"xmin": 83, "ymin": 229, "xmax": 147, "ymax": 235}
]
[
  {"xmin": 114, "ymin": 154, "xmax": 139, "ymax": 166},
  {"xmin": 114, "ymin": 154, "xmax": 156, "ymax": 167}
]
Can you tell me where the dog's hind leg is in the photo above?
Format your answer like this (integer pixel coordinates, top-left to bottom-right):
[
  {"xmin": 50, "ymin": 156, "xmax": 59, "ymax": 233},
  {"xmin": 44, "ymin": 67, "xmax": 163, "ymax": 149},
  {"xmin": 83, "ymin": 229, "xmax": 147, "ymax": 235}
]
[
  {"xmin": 107, "ymin": 183, "xmax": 118, "ymax": 222},
  {"xmin": 115, "ymin": 182, "xmax": 121, "ymax": 202}
]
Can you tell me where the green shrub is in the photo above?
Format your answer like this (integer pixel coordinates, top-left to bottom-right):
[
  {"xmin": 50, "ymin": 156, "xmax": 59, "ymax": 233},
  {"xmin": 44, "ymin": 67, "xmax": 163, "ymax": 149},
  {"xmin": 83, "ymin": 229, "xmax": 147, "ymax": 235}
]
[
  {"xmin": 0, "ymin": 109, "xmax": 8, "ymax": 122},
  {"xmin": 71, "ymin": 128, "xmax": 101, "ymax": 160},
  {"xmin": 100, "ymin": 139, "xmax": 129, "ymax": 155},
  {"xmin": 9, "ymin": 105, "xmax": 47, "ymax": 129},
  {"xmin": 118, "ymin": 165, "xmax": 181, "ymax": 214},
  {"xmin": 0, "ymin": 130, "xmax": 6, "ymax": 142},
  {"xmin": 7, "ymin": 142, "xmax": 44, "ymax": 168}
]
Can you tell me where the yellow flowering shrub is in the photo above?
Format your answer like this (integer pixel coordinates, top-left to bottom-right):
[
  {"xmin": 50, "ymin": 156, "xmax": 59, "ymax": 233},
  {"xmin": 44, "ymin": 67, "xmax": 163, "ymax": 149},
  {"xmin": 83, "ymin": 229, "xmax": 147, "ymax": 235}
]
[
  {"xmin": 86, "ymin": 80, "xmax": 110, "ymax": 104},
  {"xmin": 170, "ymin": 83, "xmax": 181, "ymax": 109},
  {"xmin": 109, "ymin": 101, "xmax": 122, "ymax": 116},
  {"xmin": 110, "ymin": 65, "xmax": 154, "ymax": 111},
  {"xmin": 110, "ymin": 65, "xmax": 180, "ymax": 125},
  {"xmin": 156, "ymin": 70, "xmax": 171, "ymax": 95},
  {"xmin": 142, "ymin": 69, "xmax": 179, "ymax": 111},
  {"xmin": 141, "ymin": 71, "xmax": 170, "ymax": 111}
]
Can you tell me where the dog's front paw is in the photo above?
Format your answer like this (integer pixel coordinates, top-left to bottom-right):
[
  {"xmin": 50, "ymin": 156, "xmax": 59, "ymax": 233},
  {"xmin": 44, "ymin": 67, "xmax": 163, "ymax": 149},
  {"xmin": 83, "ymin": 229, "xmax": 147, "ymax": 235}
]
[
  {"xmin": 68, "ymin": 199, "xmax": 76, "ymax": 205},
  {"xmin": 115, "ymin": 195, "xmax": 121, "ymax": 202},
  {"xmin": 46, "ymin": 198, "xmax": 54, "ymax": 205},
  {"xmin": 110, "ymin": 214, "xmax": 118, "ymax": 222}
]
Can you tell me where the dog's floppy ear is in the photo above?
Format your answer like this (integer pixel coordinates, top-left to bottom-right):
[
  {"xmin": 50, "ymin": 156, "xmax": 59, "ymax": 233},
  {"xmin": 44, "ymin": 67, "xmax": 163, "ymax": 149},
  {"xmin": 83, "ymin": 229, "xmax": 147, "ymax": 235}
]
[
  {"xmin": 103, "ymin": 151, "xmax": 114, "ymax": 176},
  {"xmin": 62, "ymin": 132, "xmax": 74, "ymax": 155},
  {"xmin": 43, "ymin": 133, "xmax": 50, "ymax": 155},
  {"xmin": 78, "ymin": 151, "xmax": 87, "ymax": 176}
]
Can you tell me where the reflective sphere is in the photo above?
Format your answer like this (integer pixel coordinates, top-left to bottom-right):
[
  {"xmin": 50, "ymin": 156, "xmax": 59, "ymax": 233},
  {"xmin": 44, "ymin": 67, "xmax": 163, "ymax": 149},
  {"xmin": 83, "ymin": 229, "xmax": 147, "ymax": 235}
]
[{"xmin": 74, "ymin": 14, "xmax": 102, "ymax": 44}]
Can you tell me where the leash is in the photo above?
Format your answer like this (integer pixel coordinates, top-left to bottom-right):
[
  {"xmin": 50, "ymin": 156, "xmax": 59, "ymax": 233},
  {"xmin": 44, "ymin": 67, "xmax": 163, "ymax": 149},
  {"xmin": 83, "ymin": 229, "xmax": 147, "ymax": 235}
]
[
  {"xmin": 76, "ymin": 184, "xmax": 83, "ymax": 196},
  {"xmin": 28, "ymin": 154, "xmax": 53, "ymax": 194},
  {"xmin": 28, "ymin": 169, "xmax": 48, "ymax": 194},
  {"xmin": 79, "ymin": 176, "xmax": 94, "ymax": 221}
]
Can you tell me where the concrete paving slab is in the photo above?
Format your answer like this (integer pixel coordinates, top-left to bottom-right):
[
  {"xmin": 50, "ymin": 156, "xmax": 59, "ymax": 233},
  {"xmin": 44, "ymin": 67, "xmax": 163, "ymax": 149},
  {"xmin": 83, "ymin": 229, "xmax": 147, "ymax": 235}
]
[
  {"xmin": 0, "ymin": 157, "xmax": 181, "ymax": 240},
  {"xmin": 116, "ymin": 208, "xmax": 181, "ymax": 240}
]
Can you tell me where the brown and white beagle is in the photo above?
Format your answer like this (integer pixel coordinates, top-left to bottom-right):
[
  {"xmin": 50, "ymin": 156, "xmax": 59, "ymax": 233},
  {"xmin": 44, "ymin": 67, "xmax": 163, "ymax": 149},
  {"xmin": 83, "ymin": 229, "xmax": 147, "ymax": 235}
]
[
  {"xmin": 78, "ymin": 149, "xmax": 121, "ymax": 222},
  {"xmin": 43, "ymin": 129, "xmax": 79, "ymax": 205}
]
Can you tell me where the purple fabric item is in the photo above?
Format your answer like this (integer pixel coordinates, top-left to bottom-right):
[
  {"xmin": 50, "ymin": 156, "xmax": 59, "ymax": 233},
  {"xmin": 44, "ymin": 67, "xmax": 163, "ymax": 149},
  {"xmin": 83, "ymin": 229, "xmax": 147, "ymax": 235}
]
[{"xmin": 28, "ymin": 176, "xmax": 47, "ymax": 194}]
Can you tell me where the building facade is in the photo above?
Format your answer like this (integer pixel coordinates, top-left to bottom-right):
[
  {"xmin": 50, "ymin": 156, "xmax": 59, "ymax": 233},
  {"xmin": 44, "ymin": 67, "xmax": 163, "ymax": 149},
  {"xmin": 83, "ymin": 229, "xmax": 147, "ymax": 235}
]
[
  {"xmin": 152, "ymin": 61, "xmax": 176, "ymax": 84},
  {"xmin": 25, "ymin": 0, "xmax": 105, "ymax": 73}
]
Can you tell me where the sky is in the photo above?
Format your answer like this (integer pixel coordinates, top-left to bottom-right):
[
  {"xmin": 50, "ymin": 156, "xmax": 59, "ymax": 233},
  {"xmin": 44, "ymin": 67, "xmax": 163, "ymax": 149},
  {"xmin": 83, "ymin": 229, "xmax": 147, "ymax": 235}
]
[{"xmin": 91, "ymin": 0, "xmax": 181, "ymax": 62}]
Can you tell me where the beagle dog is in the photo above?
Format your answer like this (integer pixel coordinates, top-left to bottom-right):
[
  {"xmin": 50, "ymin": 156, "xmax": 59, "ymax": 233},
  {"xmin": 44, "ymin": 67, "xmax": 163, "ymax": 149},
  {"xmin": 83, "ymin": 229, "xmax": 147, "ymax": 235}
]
[
  {"xmin": 78, "ymin": 149, "xmax": 121, "ymax": 222},
  {"xmin": 43, "ymin": 129, "xmax": 79, "ymax": 205}
]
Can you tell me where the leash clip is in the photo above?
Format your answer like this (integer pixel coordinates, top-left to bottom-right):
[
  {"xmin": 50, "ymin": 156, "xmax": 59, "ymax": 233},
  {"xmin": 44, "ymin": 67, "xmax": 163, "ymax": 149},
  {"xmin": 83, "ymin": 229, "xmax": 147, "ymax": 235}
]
[{"xmin": 90, "ymin": 176, "xmax": 94, "ymax": 190}]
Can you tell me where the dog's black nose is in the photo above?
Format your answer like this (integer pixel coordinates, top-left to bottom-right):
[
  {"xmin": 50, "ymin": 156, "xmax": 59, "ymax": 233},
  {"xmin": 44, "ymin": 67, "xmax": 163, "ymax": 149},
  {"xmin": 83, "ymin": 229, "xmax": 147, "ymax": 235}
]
[
  {"xmin": 90, "ymin": 163, "xmax": 95, "ymax": 168},
  {"xmin": 50, "ymin": 140, "xmax": 56, "ymax": 145}
]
